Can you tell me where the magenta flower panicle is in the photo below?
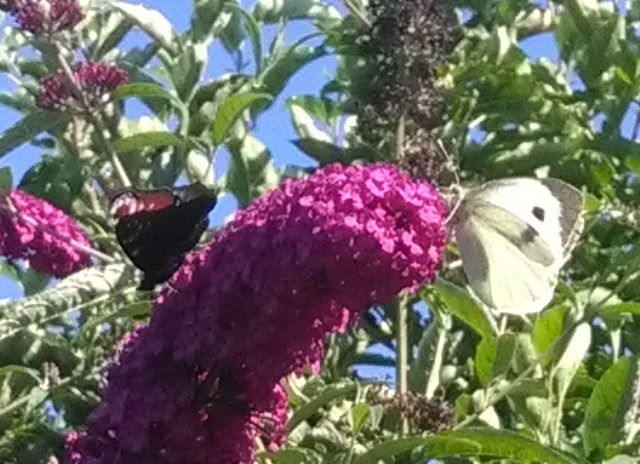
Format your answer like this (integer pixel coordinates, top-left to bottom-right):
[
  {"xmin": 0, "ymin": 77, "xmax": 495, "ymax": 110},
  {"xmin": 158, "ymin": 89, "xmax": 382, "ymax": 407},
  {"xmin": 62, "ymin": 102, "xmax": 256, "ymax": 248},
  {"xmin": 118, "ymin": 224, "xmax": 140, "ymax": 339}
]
[
  {"xmin": 0, "ymin": 189, "xmax": 92, "ymax": 277},
  {"xmin": 66, "ymin": 164, "xmax": 447, "ymax": 464},
  {"xmin": 10, "ymin": 0, "xmax": 84, "ymax": 35},
  {"xmin": 39, "ymin": 61, "xmax": 128, "ymax": 111}
]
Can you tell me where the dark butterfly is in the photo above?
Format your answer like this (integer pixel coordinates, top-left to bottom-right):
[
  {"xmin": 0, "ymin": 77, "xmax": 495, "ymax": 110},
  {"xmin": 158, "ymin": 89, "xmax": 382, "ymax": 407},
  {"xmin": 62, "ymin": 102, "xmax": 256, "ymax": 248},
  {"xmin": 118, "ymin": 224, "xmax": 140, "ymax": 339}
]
[{"xmin": 109, "ymin": 182, "xmax": 217, "ymax": 291}]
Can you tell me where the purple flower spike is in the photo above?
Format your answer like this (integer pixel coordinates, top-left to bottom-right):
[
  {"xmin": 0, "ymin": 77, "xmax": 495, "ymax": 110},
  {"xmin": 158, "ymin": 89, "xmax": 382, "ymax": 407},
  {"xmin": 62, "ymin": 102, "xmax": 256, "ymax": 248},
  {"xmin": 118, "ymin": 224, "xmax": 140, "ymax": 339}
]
[
  {"xmin": 66, "ymin": 164, "xmax": 447, "ymax": 464},
  {"xmin": 12, "ymin": 0, "xmax": 84, "ymax": 35},
  {"xmin": 39, "ymin": 61, "xmax": 128, "ymax": 111},
  {"xmin": 0, "ymin": 189, "xmax": 92, "ymax": 277}
]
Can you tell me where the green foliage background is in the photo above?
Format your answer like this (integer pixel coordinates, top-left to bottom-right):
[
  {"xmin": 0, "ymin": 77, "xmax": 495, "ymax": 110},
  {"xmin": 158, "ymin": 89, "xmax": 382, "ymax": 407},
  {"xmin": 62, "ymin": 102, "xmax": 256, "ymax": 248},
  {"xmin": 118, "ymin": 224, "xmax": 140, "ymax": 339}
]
[{"xmin": 0, "ymin": 0, "xmax": 639, "ymax": 463}]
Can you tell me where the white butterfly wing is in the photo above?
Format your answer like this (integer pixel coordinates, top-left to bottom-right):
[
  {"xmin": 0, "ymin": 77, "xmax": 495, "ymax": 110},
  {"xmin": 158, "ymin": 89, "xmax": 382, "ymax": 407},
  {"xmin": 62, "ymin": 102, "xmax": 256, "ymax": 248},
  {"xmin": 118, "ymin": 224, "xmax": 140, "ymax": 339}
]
[
  {"xmin": 454, "ymin": 201, "xmax": 557, "ymax": 314},
  {"xmin": 452, "ymin": 177, "xmax": 583, "ymax": 315}
]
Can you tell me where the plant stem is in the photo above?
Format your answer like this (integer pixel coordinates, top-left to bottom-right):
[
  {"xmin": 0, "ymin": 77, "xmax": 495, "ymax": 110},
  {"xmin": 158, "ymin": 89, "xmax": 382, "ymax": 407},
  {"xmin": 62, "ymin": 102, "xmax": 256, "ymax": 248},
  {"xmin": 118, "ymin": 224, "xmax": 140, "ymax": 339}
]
[
  {"xmin": 54, "ymin": 45, "xmax": 131, "ymax": 187},
  {"xmin": 343, "ymin": 0, "xmax": 371, "ymax": 27},
  {"xmin": 395, "ymin": 293, "xmax": 409, "ymax": 435},
  {"xmin": 425, "ymin": 311, "xmax": 449, "ymax": 398},
  {"xmin": 393, "ymin": 112, "xmax": 410, "ymax": 433},
  {"xmin": 395, "ymin": 294, "xmax": 409, "ymax": 395}
]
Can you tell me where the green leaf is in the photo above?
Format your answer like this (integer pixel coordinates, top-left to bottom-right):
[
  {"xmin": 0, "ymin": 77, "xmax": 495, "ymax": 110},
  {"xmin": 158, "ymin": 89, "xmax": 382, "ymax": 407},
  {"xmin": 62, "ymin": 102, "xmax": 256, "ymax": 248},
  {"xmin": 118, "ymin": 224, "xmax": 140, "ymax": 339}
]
[
  {"xmin": 19, "ymin": 268, "xmax": 50, "ymax": 296},
  {"xmin": 258, "ymin": 44, "xmax": 325, "ymax": 108},
  {"xmin": 289, "ymin": 102, "xmax": 333, "ymax": 143},
  {"xmin": 0, "ymin": 365, "xmax": 41, "ymax": 384},
  {"xmin": 0, "ymin": 90, "xmax": 37, "ymax": 113},
  {"xmin": 408, "ymin": 317, "xmax": 445, "ymax": 393},
  {"xmin": 0, "ymin": 264, "xmax": 133, "ymax": 334},
  {"xmin": 91, "ymin": 14, "xmax": 133, "ymax": 60},
  {"xmin": 258, "ymin": 448, "xmax": 323, "ymax": 464},
  {"xmin": 0, "ymin": 166, "xmax": 12, "ymax": 191},
  {"xmin": 289, "ymin": 95, "xmax": 340, "ymax": 124},
  {"xmin": 253, "ymin": 0, "xmax": 314, "ymax": 22},
  {"xmin": 79, "ymin": 301, "xmax": 151, "ymax": 337},
  {"xmin": 532, "ymin": 305, "xmax": 567, "ymax": 365},
  {"xmin": 253, "ymin": 0, "xmax": 338, "ymax": 23},
  {"xmin": 19, "ymin": 155, "xmax": 84, "ymax": 211},
  {"xmin": 224, "ymin": 133, "xmax": 279, "ymax": 206},
  {"xmin": 583, "ymin": 356, "xmax": 640, "ymax": 456},
  {"xmin": 114, "ymin": 3, "xmax": 178, "ymax": 55},
  {"xmin": 476, "ymin": 333, "xmax": 517, "ymax": 386},
  {"xmin": 552, "ymin": 322, "xmax": 592, "ymax": 402},
  {"xmin": 475, "ymin": 336, "xmax": 496, "ymax": 386},
  {"xmin": 169, "ymin": 41, "xmax": 209, "ymax": 101},
  {"xmin": 220, "ymin": 6, "xmax": 245, "ymax": 52},
  {"xmin": 433, "ymin": 278, "xmax": 494, "ymax": 341},
  {"xmin": 113, "ymin": 132, "xmax": 186, "ymax": 152},
  {"xmin": 227, "ymin": 4, "xmax": 263, "ymax": 73},
  {"xmin": 492, "ymin": 333, "xmax": 516, "ymax": 380},
  {"xmin": 349, "ymin": 403, "xmax": 370, "ymax": 436},
  {"xmin": 599, "ymin": 302, "xmax": 640, "ymax": 317},
  {"xmin": 603, "ymin": 456, "xmax": 640, "ymax": 464},
  {"xmin": 287, "ymin": 381, "xmax": 359, "ymax": 433},
  {"xmin": 291, "ymin": 138, "xmax": 344, "ymax": 164},
  {"xmin": 190, "ymin": 0, "xmax": 226, "ymax": 43},
  {"xmin": 353, "ymin": 428, "xmax": 582, "ymax": 464},
  {"xmin": 112, "ymin": 83, "xmax": 179, "ymax": 105},
  {"xmin": 0, "ymin": 261, "xmax": 20, "ymax": 282},
  {"xmin": 24, "ymin": 386, "xmax": 49, "ymax": 415},
  {"xmin": 211, "ymin": 93, "xmax": 272, "ymax": 144},
  {"xmin": 0, "ymin": 110, "xmax": 70, "ymax": 159}
]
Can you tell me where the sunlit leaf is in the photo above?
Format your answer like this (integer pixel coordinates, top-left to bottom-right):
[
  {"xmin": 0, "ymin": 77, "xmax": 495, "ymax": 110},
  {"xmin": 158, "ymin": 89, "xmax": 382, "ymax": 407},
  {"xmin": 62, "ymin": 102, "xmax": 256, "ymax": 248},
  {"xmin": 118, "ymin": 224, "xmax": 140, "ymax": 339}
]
[
  {"xmin": 0, "ymin": 110, "xmax": 70, "ymax": 159},
  {"xmin": 190, "ymin": 0, "xmax": 226, "ymax": 43},
  {"xmin": 114, "ymin": 3, "xmax": 178, "ymax": 55},
  {"xmin": 287, "ymin": 381, "xmax": 359, "ymax": 433},
  {"xmin": 80, "ymin": 301, "xmax": 151, "ymax": 336},
  {"xmin": 0, "ymin": 365, "xmax": 41, "ymax": 384},
  {"xmin": 0, "ymin": 166, "xmax": 12, "ymax": 191},
  {"xmin": 258, "ymin": 448, "xmax": 323, "ymax": 464},
  {"xmin": 113, "ymin": 132, "xmax": 186, "ymax": 152},
  {"xmin": 433, "ymin": 278, "xmax": 494, "ymax": 341},
  {"xmin": 112, "ymin": 83, "xmax": 179, "ymax": 105},
  {"xmin": 349, "ymin": 403, "xmax": 370, "ymax": 436},
  {"xmin": 224, "ymin": 132, "xmax": 279, "ymax": 206},
  {"xmin": 227, "ymin": 3, "xmax": 263, "ymax": 72},
  {"xmin": 211, "ymin": 92, "xmax": 272, "ymax": 144},
  {"xmin": 353, "ymin": 428, "xmax": 582, "ymax": 464},
  {"xmin": 583, "ymin": 356, "xmax": 640, "ymax": 456},
  {"xmin": 19, "ymin": 155, "xmax": 84, "ymax": 211},
  {"xmin": 532, "ymin": 305, "xmax": 567, "ymax": 366}
]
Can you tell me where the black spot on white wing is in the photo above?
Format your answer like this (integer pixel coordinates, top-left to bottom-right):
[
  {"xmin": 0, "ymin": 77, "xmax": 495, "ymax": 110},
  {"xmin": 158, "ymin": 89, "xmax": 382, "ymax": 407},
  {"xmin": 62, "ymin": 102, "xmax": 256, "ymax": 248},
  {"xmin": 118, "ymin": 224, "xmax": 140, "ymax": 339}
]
[
  {"xmin": 538, "ymin": 178, "xmax": 583, "ymax": 247},
  {"xmin": 532, "ymin": 206, "xmax": 545, "ymax": 222}
]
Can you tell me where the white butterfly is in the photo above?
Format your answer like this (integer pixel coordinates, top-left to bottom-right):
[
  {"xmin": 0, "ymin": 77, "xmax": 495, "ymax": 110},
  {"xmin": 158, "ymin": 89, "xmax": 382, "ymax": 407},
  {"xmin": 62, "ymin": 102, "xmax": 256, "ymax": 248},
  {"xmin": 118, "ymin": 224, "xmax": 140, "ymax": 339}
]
[{"xmin": 448, "ymin": 177, "xmax": 584, "ymax": 315}]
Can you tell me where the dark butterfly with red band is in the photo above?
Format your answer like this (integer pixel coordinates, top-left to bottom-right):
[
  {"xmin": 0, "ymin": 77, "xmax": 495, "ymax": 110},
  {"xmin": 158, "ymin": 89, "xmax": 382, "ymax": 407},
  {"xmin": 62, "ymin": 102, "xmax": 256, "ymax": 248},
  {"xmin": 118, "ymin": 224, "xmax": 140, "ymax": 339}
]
[{"xmin": 109, "ymin": 182, "xmax": 217, "ymax": 291}]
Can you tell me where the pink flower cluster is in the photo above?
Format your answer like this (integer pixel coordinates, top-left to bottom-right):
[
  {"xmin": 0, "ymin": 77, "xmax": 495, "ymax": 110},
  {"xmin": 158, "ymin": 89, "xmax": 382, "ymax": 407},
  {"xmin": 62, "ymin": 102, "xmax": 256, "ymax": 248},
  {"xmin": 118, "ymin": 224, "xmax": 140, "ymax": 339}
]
[
  {"xmin": 0, "ymin": 189, "xmax": 92, "ymax": 277},
  {"xmin": 39, "ymin": 61, "xmax": 128, "ymax": 111},
  {"xmin": 5, "ymin": 0, "xmax": 84, "ymax": 35},
  {"xmin": 65, "ymin": 164, "xmax": 447, "ymax": 464}
]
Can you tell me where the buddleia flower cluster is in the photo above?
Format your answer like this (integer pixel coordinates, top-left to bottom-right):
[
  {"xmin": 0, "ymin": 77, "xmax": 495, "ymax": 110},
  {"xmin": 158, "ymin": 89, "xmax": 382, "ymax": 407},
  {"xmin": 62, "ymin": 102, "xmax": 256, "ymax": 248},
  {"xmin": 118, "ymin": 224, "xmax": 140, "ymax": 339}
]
[
  {"xmin": 2, "ymin": 0, "xmax": 84, "ymax": 35},
  {"xmin": 350, "ymin": 0, "xmax": 456, "ymax": 183},
  {"xmin": 65, "ymin": 163, "xmax": 448, "ymax": 464},
  {"xmin": 0, "ymin": 189, "xmax": 92, "ymax": 277},
  {"xmin": 384, "ymin": 392, "xmax": 455, "ymax": 434},
  {"xmin": 39, "ymin": 61, "xmax": 128, "ymax": 111}
]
